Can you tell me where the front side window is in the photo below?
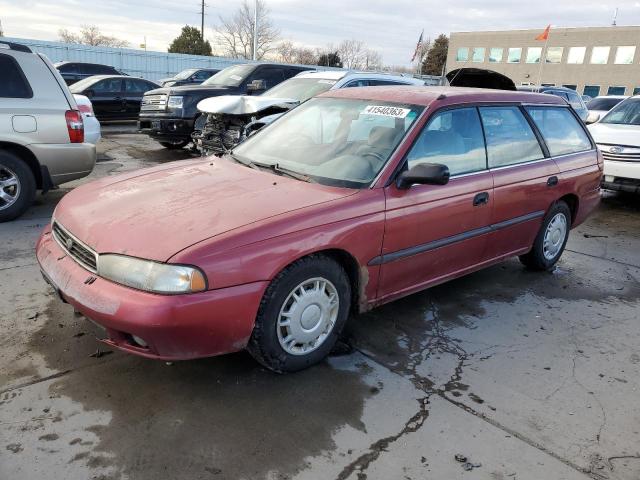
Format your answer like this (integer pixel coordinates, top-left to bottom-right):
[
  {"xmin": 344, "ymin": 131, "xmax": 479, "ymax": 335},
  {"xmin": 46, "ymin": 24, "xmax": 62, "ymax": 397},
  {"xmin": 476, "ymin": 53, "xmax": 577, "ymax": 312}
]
[
  {"xmin": 590, "ymin": 46, "xmax": 610, "ymax": 64},
  {"xmin": 479, "ymin": 106, "xmax": 543, "ymax": 168},
  {"xmin": 567, "ymin": 47, "xmax": 586, "ymax": 64},
  {"xmin": 526, "ymin": 107, "xmax": 591, "ymax": 156},
  {"xmin": 256, "ymin": 68, "xmax": 285, "ymax": 89},
  {"xmin": 526, "ymin": 47, "xmax": 542, "ymax": 64},
  {"xmin": 232, "ymin": 97, "xmax": 423, "ymax": 188},
  {"xmin": 92, "ymin": 79, "xmax": 123, "ymax": 93},
  {"xmin": 614, "ymin": 46, "xmax": 636, "ymax": 65},
  {"xmin": 600, "ymin": 98, "xmax": 640, "ymax": 125},
  {"xmin": 125, "ymin": 79, "xmax": 153, "ymax": 93},
  {"xmin": 489, "ymin": 48, "xmax": 503, "ymax": 63},
  {"xmin": 406, "ymin": 107, "xmax": 486, "ymax": 176},
  {"xmin": 456, "ymin": 48, "xmax": 469, "ymax": 62},
  {"xmin": 472, "ymin": 47, "xmax": 485, "ymax": 62},
  {"xmin": 0, "ymin": 54, "xmax": 32, "ymax": 98},
  {"xmin": 508, "ymin": 48, "xmax": 522, "ymax": 63},
  {"xmin": 546, "ymin": 47, "xmax": 563, "ymax": 64},
  {"xmin": 203, "ymin": 64, "xmax": 255, "ymax": 87}
]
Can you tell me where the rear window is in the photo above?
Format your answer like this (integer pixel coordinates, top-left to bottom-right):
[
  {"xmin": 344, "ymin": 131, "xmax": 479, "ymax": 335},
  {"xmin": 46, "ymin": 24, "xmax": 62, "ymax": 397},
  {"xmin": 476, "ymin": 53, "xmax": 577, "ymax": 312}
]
[
  {"xmin": 526, "ymin": 106, "xmax": 592, "ymax": 156},
  {"xmin": 587, "ymin": 97, "xmax": 624, "ymax": 111},
  {"xmin": 0, "ymin": 54, "xmax": 32, "ymax": 98}
]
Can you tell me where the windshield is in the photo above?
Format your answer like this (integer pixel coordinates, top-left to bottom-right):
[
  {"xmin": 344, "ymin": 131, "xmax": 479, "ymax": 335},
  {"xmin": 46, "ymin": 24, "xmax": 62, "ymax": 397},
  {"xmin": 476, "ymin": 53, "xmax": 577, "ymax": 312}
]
[
  {"xmin": 587, "ymin": 97, "xmax": 625, "ymax": 111},
  {"xmin": 202, "ymin": 64, "xmax": 255, "ymax": 87},
  {"xmin": 263, "ymin": 78, "xmax": 337, "ymax": 102},
  {"xmin": 232, "ymin": 97, "xmax": 423, "ymax": 188},
  {"xmin": 600, "ymin": 98, "xmax": 640, "ymax": 125},
  {"xmin": 174, "ymin": 69, "xmax": 198, "ymax": 80},
  {"xmin": 69, "ymin": 77, "xmax": 100, "ymax": 93}
]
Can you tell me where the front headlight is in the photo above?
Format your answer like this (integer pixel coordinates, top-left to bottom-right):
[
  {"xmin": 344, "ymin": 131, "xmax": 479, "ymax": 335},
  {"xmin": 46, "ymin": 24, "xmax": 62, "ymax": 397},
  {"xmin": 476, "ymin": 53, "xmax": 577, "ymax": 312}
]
[
  {"xmin": 167, "ymin": 95, "xmax": 184, "ymax": 109},
  {"xmin": 98, "ymin": 254, "xmax": 207, "ymax": 294},
  {"xmin": 164, "ymin": 81, "xmax": 176, "ymax": 87}
]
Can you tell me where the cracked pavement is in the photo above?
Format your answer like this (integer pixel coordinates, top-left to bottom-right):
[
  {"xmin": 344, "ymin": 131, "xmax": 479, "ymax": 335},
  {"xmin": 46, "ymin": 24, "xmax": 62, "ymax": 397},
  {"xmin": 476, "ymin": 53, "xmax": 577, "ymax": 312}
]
[{"xmin": 1, "ymin": 125, "xmax": 639, "ymax": 480}]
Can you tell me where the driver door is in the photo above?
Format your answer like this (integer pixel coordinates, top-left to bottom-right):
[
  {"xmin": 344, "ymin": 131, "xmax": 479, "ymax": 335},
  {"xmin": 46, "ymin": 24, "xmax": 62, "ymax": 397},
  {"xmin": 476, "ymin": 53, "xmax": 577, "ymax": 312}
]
[{"xmin": 377, "ymin": 106, "xmax": 494, "ymax": 301}]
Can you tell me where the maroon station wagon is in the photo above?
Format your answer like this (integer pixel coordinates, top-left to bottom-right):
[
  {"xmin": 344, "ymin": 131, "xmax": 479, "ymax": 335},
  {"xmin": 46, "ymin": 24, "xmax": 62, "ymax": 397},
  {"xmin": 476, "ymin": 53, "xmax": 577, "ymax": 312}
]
[{"xmin": 36, "ymin": 87, "xmax": 602, "ymax": 372}]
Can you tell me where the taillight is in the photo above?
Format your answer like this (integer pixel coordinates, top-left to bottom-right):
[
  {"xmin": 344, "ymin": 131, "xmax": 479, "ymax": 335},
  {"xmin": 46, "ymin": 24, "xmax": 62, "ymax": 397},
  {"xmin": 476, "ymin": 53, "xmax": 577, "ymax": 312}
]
[
  {"xmin": 65, "ymin": 110, "xmax": 84, "ymax": 143},
  {"xmin": 77, "ymin": 103, "xmax": 94, "ymax": 116}
]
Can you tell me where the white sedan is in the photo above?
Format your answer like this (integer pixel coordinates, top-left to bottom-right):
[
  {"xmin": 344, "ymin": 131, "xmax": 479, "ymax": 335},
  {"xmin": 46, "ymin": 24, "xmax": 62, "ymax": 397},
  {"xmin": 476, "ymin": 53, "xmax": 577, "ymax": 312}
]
[
  {"xmin": 73, "ymin": 94, "xmax": 101, "ymax": 145},
  {"xmin": 588, "ymin": 96, "xmax": 640, "ymax": 193}
]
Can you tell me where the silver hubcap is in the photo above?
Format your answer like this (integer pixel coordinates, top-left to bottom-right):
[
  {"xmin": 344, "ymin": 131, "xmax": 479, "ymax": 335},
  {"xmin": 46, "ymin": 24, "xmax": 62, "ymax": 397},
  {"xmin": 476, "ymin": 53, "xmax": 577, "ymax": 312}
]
[
  {"xmin": 0, "ymin": 165, "xmax": 21, "ymax": 211},
  {"xmin": 277, "ymin": 277, "xmax": 339, "ymax": 356},
  {"xmin": 543, "ymin": 213, "xmax": 568, "ymax": 260}
]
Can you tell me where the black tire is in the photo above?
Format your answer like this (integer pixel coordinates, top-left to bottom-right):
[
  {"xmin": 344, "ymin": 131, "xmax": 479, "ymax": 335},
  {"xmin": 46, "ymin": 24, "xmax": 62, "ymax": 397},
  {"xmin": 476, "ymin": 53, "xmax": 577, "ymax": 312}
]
[
  {"xmin": 159, "ymin": 140, "xmax": 189, "ymax": 149},
  {"xmin": 519, "ymin": 201, "xmax": 572, "ymax": 271},
  {"xmin": 247, "ymin": 255, "xmax": 352, "ymax": 373},
  {"xmin": 0, "ymin": 150, "xmax": 36, "ymax": 222}
]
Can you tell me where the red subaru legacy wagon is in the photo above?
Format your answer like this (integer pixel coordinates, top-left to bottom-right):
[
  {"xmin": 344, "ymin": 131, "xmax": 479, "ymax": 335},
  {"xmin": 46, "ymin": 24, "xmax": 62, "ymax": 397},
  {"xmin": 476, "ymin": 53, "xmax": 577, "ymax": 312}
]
[{"xmin": 37, "ymin": 87, "xmax": 602, "ymax": 372}]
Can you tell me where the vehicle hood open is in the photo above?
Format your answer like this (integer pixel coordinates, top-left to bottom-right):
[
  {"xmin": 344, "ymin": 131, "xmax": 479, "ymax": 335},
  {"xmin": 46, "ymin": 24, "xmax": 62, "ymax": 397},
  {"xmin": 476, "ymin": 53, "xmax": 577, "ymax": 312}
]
[
  {"xmin": 446, "ymin": 68, "xmax": 516, "ymax": 91},
  {"xmin": 53, "ymin": 159, "xmax": 355, "ymax": 262},
  {"xmin": 197, "ymin": 95, "xmax": 299, "ymax": 115},
  {"xmin": 588, "ymin": 123, "xmax": 640, "ymax": 147}
]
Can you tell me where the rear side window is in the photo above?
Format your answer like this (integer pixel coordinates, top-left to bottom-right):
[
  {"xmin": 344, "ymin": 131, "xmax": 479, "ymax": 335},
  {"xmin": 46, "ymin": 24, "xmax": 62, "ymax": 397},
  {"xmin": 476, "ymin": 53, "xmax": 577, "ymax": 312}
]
[
  {"xmin": 407, "ymin": 107, "xmax": 486, "ymax": 176},
  {"xmin": 526, "ymin": 106, "xmax": 592, "ymax": 156},
  {"xmin": 0, "ymin": 54, "xmax": 32, "ymax": 98},
  {"xmin": 92, "ymin": 78, "xmax": 123, "ymax": 93},
  {"xmin": 345, "ymin": 79, "xmax": 370, "ymax": 88},
  {"xmin": 479, "ymin": 106, "xmax": 544, "ymax": 168}
]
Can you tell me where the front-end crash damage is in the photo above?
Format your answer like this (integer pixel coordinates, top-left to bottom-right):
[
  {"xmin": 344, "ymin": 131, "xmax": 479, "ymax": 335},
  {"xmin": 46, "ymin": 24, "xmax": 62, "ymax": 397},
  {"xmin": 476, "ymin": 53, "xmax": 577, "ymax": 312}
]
[{"xmin": 193, "ymin": 95, "xmax": 299, "ymax": 156}]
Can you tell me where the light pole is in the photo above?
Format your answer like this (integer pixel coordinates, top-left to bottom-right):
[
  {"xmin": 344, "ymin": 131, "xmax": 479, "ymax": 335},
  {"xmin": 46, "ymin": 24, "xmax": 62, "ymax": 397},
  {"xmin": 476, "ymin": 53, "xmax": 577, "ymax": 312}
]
[{"xmin": 252, "ymin": 0, "xmax": 258, "ymax": 60}]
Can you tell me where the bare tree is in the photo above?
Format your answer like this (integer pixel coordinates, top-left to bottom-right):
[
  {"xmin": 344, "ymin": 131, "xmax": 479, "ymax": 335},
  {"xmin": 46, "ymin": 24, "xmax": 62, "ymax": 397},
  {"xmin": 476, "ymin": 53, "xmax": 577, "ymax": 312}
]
[
  {"xmin": 294, "ymin": 47, "xmax": 317, "ymax": 65},
  {"xmin": 58, "ymin": 25, "xmax": 129, "ymax": 48},
  {"xmin": 215, "ymin": 0, "xmax": 279, "ymax": 60},
  {"xmin": 276, "ymin": 41, "xmax": 317, "ymax": 65},
  {"xmin": 337, "ymin": 39, "xmax": 366, "ymax": 69},
  {"xmin": 363, "ymin": 49, "xmax": 383, "ymax": 70}
]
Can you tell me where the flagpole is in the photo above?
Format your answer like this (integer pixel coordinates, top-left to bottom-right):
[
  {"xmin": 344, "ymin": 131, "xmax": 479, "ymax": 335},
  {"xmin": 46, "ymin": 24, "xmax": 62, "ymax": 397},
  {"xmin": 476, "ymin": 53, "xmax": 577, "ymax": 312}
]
[{"xmin": 536, "ymin": 29, "xmax": 550, "ymax": 89}]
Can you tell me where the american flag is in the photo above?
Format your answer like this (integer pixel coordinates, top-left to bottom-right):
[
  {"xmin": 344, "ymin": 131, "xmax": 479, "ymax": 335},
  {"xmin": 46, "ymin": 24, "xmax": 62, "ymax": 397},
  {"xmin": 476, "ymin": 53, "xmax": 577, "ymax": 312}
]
[{"xmin": 411, "ymin": 30, "xmax": 424, "ymax": 62}]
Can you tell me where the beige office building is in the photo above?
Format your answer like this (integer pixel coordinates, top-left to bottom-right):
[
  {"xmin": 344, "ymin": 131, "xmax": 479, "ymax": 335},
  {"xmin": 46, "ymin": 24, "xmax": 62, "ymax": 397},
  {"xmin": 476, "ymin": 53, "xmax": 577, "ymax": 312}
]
[{"xmin": 447, "ymin": 26, "xmax": 640, "ymax": 98}]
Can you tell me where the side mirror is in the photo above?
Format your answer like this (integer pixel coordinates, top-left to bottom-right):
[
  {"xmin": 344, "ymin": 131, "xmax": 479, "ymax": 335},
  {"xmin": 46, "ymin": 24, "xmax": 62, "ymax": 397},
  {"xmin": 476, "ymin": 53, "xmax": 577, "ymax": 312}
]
[
  {"xmin": 585, "ymin": 112, "xmax": 600, "ymax": 124},
  {"xmin": 396, "ymin": 163, "xmax": 450, "ymax": 189},
  {"xmin": 247, "ymin": 79, "xmax": 267, "ymax": 93},
  {"xmin": 85, "ymin": 89, "xmax": 94, "ymax": 98}
]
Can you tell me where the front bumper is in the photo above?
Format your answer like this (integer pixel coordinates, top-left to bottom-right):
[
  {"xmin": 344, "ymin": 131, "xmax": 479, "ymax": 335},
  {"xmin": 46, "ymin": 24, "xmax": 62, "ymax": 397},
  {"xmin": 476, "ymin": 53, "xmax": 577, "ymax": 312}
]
[
  {"xmin": 36, "ymin": 226, "xmax": 267, "ymax": 360},
  {"xmin": 138, "ymin": 116, "xmax": 195, "ymax": 142},
  {"xmin": 28, "ymin": 142, "xmax": 96, "ymax": 186},
  {"xmin": 602, "ymin": 160, "xmax": 640, "ymax": 193}
]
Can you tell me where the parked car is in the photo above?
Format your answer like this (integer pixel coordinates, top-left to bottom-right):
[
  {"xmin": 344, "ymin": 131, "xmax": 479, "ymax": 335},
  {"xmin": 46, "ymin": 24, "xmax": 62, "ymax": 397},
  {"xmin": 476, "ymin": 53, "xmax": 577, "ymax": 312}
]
[
  {"xmin": 194, "ymin": 70, "xmax": 424, "ymax": 155},
  {"xmin": 138, "ymin": 63, "xmax": 312, "ymax": 149},
  {"xmin": 446, "ymin": 68, "xmax": 516, "ymax": 90},
  {"xmin": 582, "ymin": 95, "xmax": 593, "ymax": 103},
  {"xmin": 517, "ymin": 86, "xmax": 589, "ymax": 121},
  {"xmin": 37, "ymin": 86, "xmax": 601, "ymax": 371},
  {"xmin": 69, "ymin": 76, "xmax": 159, "ymax": 121},
  {"xmin": 159, "ymin": 68, "xmax": 220, "ymax": 87},
  {"xmin": 587, "ymin": 95, "xmax": 640, "ymax": 193},
  {"xmin": 0, "ymin": 41, "xmax": 95, "ymax": 222},
  {"xmin": 54, "ymin": 61, "xmax": 123, "ymax": 85},
  {"xmin": 586, "ymin": 95, "xmax": 628, "ymax": 119},
  {"xmin": 73, "ymin": 94, "xmax": 101, "ymax": 145}
]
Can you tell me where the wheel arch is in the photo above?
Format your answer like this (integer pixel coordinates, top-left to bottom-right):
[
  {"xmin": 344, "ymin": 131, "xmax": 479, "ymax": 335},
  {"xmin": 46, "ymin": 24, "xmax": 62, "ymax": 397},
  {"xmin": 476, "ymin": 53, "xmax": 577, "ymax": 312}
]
[
  {"xmin": 0, "ymin": 141, "xmax": 42, "ymax": 189},
  {"xmin": 557, "ymin": 193, "xmax": 579, "ymax": 223}
]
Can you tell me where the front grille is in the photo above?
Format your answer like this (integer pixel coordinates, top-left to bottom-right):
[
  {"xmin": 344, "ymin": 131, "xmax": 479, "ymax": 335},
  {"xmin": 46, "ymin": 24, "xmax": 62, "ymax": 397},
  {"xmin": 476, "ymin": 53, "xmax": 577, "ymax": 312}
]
[
  {"xmin": 141, "ymin": 94, "xmax": 167, "ymax": 111},
  {"xmin": 598, "ymin": 144, "xmax": 640, "ymax": 163},
  {"xmin": 52, "ymin": 222, "xmax": 98, "ymax": 273}
]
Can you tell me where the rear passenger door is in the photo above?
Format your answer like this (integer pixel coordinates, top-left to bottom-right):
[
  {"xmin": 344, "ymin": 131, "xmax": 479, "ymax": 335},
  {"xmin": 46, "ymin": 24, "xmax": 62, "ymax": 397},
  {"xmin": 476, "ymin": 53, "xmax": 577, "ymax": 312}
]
[
  {"xmin": 124, "ymin": 79, "xmax": 155, "ymax": 117},
  {"xmin": 480, "ymin": 105, "xmax": 559, "ymax": 259}
]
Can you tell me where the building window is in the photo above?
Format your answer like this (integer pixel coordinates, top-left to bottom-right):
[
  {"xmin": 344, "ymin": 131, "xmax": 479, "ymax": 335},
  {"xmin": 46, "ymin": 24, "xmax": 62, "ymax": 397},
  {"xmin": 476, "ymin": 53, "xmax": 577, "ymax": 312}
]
[
  {"xmin": 472, "ymin": 47, "xmax": 485, "ymax": 62},
  {"xmin": 614, "ymin": 46, "xmax": 636, "ymax": 64},
  {"xmin": 508, "ymin": 48, "xmax": 522, "ymax": 63},
  {"xmin": 545, "ymin": 47, "xmax": 563, "ymax": 64},
  {"xmin": 634, "ymin": 87, "xmax": 640, "ymax": 96},
  {"xmin": 583, "ymin": 85, "xmax": 600, "ymax": 98},
  {"xmin": 590, "ymin": 46, "xmax": 610, "ymax": 64},
  {"xmin": 541, "ymin": 83, "xmax": 556, "ymax": 87},
  {"xmin": 526, "ymin": 47, "xmax": 542, "ymax": 63},
  {"xmin": 607, "ymin": 86, "xmax": 626, "ymax": 96},
  {"xmin": 563, "ymin": 85, "xmax": 577, "ymax": 90},
  {"xmin": 567, "ymin": 47, "xmax": 586, "ymax": 64},
  {"xmin": 488, "ymin": 47, "xmax": 503, "ymax": 63},
  {"xmin": 456, "ymin": 48, "xmax": 469, "ymax": 62}
]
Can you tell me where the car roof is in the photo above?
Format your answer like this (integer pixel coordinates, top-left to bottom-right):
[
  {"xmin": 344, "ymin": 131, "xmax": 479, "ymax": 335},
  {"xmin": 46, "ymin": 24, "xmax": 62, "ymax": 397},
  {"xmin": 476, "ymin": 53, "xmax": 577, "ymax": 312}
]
[
  {"xmin": 320, "ymin": 86, "xmax": 566, "ymax": 107},
  {"xmin": 79, "ymin": 75, "xmax": 145, "ymax": 80},
  {"xmin": 518, "ymin": 85, "xmax": 578, "ymax": 93},
  {"xmin": 592, "ymin": 95, "xmax": 628, "ymax": 99},
  {"xmin": 296, "ymin": 70, "xmax": 422, "ymax": 84}
]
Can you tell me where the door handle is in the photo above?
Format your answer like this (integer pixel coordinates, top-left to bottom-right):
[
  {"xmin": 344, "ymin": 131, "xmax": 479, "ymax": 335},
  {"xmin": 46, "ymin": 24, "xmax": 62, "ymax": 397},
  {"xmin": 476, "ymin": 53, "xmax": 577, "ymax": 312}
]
[
  {"xmin": 547, "ymin": 176, "xmax": 559, "ymax": 187},
  {"xmin": 473, "ymin": 192, "xmax": 489, "ymax": 206}
]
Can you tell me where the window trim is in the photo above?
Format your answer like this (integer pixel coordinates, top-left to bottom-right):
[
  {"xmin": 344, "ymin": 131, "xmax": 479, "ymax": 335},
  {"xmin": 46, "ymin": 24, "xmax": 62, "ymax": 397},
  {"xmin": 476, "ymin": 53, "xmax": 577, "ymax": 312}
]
[{"xmin": 0, "ymin": 53, "xmax": 34, "ymax": 99}]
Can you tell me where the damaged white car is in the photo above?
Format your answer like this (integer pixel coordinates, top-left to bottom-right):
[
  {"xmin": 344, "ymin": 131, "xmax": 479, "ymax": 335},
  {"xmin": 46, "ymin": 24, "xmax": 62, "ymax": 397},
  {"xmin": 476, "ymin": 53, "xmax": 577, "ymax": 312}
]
[{"xmin": 192, "ymin": 70, "xmax": 424, "ymax": 156}]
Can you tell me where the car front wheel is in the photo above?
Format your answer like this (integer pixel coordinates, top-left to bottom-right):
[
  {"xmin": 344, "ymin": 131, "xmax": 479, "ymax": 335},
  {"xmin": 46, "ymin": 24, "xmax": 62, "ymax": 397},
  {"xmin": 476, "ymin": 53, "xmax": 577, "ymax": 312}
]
[
  {"xmin": 519, "ymin": 201, "xmax": 571, "ymax": 271},
  {"xmin": 159, "ymin": 140, "xmax": 189, "ymax": 149},
  {"xmin": 0, "ymin": 151, "xmax": 36, "ymax": 222},
  {"xmin": 248, "ymin": 255, "xmax": 351, "ymax": 373}
]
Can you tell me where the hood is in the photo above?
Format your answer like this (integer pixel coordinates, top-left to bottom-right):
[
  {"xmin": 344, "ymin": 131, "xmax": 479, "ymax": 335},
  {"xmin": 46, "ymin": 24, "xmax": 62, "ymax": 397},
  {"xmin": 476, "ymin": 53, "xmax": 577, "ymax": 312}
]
[
  {"xmin": 54, "ymin": 159, "xmax": 354, "ymax": 262},
  {"xmin": 588, "ymin": 123, "xmax": 640, "ymax": 147},
  {"xmin": 197, "ymin": 95, "xmax": 298, "ymax": 115},
  {"xmin": 446, "ymin": 68, "xmax": 516, "ymax": 91}
]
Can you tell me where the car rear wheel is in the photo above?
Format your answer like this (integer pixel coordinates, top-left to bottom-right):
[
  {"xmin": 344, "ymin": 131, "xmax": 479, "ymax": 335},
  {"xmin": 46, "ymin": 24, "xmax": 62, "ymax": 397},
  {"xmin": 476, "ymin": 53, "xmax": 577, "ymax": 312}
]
[
  {"xmin": 0, "ymin": 151, "xmax": 36, "ymax": 222},
  {"xmin": 519, "ymin": 201, "xmax": 571, "ymax": 271},
  {"xmin": 248, "ymin": 255, "xmax": 351, "ymax": 373},
  {"xmin": 159, "ymin": 140, "xmax": 189, "ymax": 149}
]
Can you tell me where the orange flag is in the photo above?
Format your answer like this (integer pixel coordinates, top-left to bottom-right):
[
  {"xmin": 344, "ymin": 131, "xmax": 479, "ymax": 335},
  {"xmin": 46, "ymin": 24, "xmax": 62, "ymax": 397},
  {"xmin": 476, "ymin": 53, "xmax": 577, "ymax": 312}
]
[{"xmin": 535, "ymin": 25, "xmax": 551, "ymax": 41}]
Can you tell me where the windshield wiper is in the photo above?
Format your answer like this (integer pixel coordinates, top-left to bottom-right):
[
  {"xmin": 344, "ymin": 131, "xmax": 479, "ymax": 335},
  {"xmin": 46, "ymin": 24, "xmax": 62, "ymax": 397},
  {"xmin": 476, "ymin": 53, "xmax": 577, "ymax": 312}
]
[{"xmin": 228, "ymin": 154, "xmax": 311, "ymax": 182}]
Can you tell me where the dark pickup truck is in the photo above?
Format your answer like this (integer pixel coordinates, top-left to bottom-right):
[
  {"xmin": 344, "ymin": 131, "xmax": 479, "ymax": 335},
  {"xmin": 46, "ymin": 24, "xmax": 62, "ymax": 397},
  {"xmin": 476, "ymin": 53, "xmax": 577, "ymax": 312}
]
[{"xmin": 138, "ymin": 63, "xmax": 312, "ymax": 149}]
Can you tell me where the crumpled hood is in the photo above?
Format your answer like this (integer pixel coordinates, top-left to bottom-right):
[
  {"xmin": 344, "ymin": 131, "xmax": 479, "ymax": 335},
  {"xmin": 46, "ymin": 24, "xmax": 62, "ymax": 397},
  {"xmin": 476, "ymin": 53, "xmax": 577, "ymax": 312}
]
[
  {"xmin": 197, "ymin": 95, "xmax": 298, "ymax": 115},
  {"xmin": 54, "ymin": 159, "xmax": 354, "ymax": 261},
  {"xmin": 588, "ymin": 123, "xmax": 640, "ymax": 147}
]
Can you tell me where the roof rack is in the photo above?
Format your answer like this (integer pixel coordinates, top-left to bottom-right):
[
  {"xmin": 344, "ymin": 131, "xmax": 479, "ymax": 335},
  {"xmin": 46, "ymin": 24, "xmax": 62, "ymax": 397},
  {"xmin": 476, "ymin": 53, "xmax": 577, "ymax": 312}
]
[{"xmin": 0, "ymin": 41, "xmax": 32, "ymax": 53}]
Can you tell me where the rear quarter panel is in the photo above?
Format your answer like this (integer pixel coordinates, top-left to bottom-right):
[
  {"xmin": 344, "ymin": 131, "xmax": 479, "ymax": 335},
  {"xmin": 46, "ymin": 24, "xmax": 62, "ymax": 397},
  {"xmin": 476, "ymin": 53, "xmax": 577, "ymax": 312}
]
[{"xmin": 553, "ymin": 150, "xmax": 602, "ymax": 227}]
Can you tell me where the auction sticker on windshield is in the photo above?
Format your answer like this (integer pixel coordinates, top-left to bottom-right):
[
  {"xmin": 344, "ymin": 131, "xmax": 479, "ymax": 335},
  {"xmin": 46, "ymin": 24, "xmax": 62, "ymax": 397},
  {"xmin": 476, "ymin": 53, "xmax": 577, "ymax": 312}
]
[{"xmin": 362, "ymin": 105, "xmax": 411, "ymax": 118}]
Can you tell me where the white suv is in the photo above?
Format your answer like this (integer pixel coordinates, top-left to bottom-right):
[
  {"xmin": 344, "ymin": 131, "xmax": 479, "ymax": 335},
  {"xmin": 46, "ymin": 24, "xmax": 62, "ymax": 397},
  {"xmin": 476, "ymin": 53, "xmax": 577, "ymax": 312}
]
[{"xmin": 0, "ymin": 41, "xmax": 96, "ymax": 221}]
